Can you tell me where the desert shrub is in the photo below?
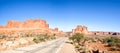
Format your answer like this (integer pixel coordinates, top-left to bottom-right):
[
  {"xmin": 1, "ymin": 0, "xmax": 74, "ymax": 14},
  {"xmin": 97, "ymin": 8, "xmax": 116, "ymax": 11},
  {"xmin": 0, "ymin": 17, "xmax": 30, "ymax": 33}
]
[
  {"xmin": 116, "ymin": 43, "xmax": 120, "ymax": 48},
  {"xmin": 90, "ymin": 38, "xmax": 96, "ymax": 42},
  {"xmin": 39, "ymin": 38, "xmax": 45, "ymax": 42},
  {"xmin": 0, "ymin": 35, "xmax": 6, "ymax": 39},
  {"xmin": 75, "ymin": 45, "xmax": 80, "ymax": 48},
  {"xmin": 97, "ymin": 38, "xmax": 104, "ymax": 42},
  {"xmin": 22, "ymin": 33, "xmax": 30, "ymax": 37},
  {"xmin": 102, "ymin": 38, "xmax": 108, "ymax": 43},
  {"xmin": 33, "ymin": 34, "xmax": 56, "ymax": 43},
  {"xmin": 69, "ymin": 33, "xmax": 84, "ymax": 45},
  {"xmin": 77, "ymin": 47, "xmax": 83, "ymax": 51},
  {"xmin": 107, "ymin": 37, "xmax": 120, "ymax": 43},
  {"xmin": 107, "ymin": 37, "xmax": 115, "ymax": 43},
  {"xmin": 33, "ymin": 35, "xmax": 46, "ymax": 43},
  {"xmin": 38, "ymin": 35, "xmax": 46, "ymax": 41},
  {"xmin": 102, "ymin": 36, "xmax": 120, "ymax": 48},
  {"xmin": 75, "ymin": 45, "xmax": 83, "ymax": 51},
  {"xmin": 33, "ymin": 38, "xmax": 40, "ymax": 43},
  {"xmin": 109, "ymin": 47, "xmax": 117, "ymax": 51},
  {"xmin": 50, "ymin": 35, "xmax": 56, "ymax": 40},
  {"xmin": 114, "ymin": 37, "xmax": 120, "ymax": 43},
  {"xmin": 75, "ymin": 45, "xmax": 79, "ymax": 48},
  {"xmin": 108, "ymin": 42, "xmax": 116, "ymax": 47}
]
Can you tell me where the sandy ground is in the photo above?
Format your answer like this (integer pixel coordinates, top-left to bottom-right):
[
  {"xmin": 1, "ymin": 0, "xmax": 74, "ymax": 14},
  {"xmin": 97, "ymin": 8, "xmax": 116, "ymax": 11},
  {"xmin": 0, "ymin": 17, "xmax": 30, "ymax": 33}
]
[
  {"xmin": 59, "ymin": 42, "xmax": 76, "ymax": 53},
  {"xmin": 0, "ymin": 37, "xmax": 66, "ymax": 53}
]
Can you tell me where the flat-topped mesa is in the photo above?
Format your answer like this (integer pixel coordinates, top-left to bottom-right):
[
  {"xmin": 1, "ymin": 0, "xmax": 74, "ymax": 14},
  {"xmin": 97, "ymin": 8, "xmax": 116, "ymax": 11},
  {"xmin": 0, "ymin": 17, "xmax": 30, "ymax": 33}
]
[
  {"xmin": 5, "ymin": 19, "xmax": 49, "ymax": 29},
  {"xmin": 72, "ymin": 25, "xmax": 88, "ymax": 35},
  {"xmin": 0, "ymin": 19, "xmax": 65, "ymax": 36},
  {"xmin": 23, "ymin": 19, "xmax": 49, "ymax": 28}
]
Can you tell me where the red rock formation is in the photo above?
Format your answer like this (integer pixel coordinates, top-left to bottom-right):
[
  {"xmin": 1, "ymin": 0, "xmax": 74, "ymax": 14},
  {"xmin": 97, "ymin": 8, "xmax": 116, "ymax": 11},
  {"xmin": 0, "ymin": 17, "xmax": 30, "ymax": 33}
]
[
  {"xmin": 72, "ymin": 25, "xmax": 88, "ymax": 35},
  {"xmin": 0, "ymin": 19, "xmax": 66, "ymax": 36},
  {"xmin": 0, "ymin": 26, "xmax": 4, "ymax": 28},
  {"xmin": 72, "ymin": 25, "xmax": 120, "ymax": 35},
  {"xmin": 50, "ymin": 28, "xmax": 59, "ymax": 35},
  {"xmin": 88, "ymin": 31, "xmax": 120, "ymax": 35}
]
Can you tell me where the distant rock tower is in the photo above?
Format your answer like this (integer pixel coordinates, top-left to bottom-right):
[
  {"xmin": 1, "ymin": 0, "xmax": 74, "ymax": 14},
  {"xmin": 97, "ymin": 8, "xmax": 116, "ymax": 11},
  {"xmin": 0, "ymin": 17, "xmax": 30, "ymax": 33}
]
[{"xmin": 72, "ymin": 25, "xmax": 88, "ymax": 35}]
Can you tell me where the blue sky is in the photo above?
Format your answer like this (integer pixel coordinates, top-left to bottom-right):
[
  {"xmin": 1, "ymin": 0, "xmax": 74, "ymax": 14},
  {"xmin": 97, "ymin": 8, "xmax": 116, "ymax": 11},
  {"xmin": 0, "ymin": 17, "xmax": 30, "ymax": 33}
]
[{"xmin": 0, "ymin": 0, "xmax": 120, "ymax": 32}]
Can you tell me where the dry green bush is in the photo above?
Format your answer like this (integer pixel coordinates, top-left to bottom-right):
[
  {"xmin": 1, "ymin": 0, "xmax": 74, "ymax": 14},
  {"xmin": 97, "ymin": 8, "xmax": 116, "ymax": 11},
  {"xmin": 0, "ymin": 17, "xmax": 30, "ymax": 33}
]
[{"xmin": 33, "ymin": 34, "xmax": 56, "ymax": 43}]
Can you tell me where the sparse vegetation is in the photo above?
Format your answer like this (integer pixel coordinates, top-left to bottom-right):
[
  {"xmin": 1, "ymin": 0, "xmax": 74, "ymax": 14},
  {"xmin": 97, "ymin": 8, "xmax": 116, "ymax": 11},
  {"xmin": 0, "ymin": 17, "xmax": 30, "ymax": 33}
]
[
  {"xmin": 33, "ymin": 38, "xmax": 40, "ymax": 43},
  {"xmin": 69, "ymin": 34, "xmax": 120, "ymax": 53},
  {"xmin": 102, "ymin": 37, "xmax": 120, "ymax": 47},
  {"xmin": 69, "ymin": 33, "xmax": 84, "ymax": 45},
  {"xmin": 109, "ymin": 47, "xmax": 117, "ymax": 51},
  {"xmin": 0, "ymin": 35, "xmax": 6, "ymax": 39},
  {"xmin": 69, "ymin": 33, "xmax": 86, "ymax": 53},
  {"xmin": 99, "ymin": 36, "xmax": 120, "ymax": 51},
  {"xmin": 32, "ymin": 34, "xmax": 56, "ymax": 43}
]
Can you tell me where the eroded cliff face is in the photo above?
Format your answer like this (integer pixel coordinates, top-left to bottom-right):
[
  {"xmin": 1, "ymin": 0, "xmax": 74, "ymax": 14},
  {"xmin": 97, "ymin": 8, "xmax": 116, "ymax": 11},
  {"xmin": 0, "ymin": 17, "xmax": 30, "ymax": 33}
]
[
  {"xmin": 5, "ymin": 19, "xmax": 49, "ymax": 28},
  {"xmin": 0, "ymin": 19, "xmax": 67, "ymax": 50},
  {"xmin": 0, "ymin": 19, "xmax": 119, "ymax": 36},
  {"xmin": 0, "ymin": 19, "xmax": 66, "ymax": 36},
  {"xmin": 72, "ymin": 25, "xmax": 120, "ymax": 35},
  {"xmin": 72, "ymin": 25, "xmax": 88, "ymax": 35}
]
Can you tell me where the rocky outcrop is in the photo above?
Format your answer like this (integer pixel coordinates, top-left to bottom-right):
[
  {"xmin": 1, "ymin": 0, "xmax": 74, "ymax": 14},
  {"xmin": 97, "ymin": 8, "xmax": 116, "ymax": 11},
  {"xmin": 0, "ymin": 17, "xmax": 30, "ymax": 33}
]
[
  {"xmin": 88, "ymin": 31, "xmax": 120, "ymax": 35},
  {"xmin": 72, "ymin": 25, "xmax": 88, "ymax": 35},
  {"xmin": 49, "ymin": 28, "xmax": 67, "ymax": 36},
  {"xmin": 72, "ymin": 25, "xmax": 120, "ymax": 35},
  {"xmin": 5, "ymin": 19, "xmax": 49, "ymax": 29},
  {"xmin": 0, "ymin": 19, "xmax": 66, "ymax": 36}
]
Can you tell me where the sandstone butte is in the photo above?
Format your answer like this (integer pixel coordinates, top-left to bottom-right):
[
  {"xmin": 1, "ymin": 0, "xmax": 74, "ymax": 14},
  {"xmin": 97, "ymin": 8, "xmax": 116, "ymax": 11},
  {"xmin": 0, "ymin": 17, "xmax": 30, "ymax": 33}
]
[
  {"xmin": 0, "ymin": 19, "xmax": 66, "ymax": 36},
  {"xmin": 0, "ymin": 19, "xmax": 120, "ymax": 36},
  {"xmin": 72, "ymin": 25, "xmax": 120, "ymax": 35},
  {"xmin": 72, "ymin": 25, "xmax": 88, "ymax": 35}
]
